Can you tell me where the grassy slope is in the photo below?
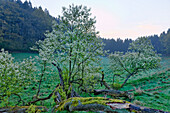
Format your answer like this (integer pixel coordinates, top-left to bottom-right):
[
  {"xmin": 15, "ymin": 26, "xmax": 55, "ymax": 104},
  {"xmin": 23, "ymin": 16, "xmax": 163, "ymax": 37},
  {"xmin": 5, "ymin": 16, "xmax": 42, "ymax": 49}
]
[
  {"xmin": 11, "ymin": 53, "xmax": 170, "ymax": 112},
  {"xmin": 101, "ymin": 56, "xmax": 170, "ymax": 112},
  {"xmin": 123, "ymin": 68, "xmax": 170, "ymax": 111}
]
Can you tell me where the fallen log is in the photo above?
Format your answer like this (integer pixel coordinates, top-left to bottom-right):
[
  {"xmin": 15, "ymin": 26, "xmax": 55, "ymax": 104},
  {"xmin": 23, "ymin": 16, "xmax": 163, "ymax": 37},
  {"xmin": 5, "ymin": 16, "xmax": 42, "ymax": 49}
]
[
  {"xmin": 1, "ymin": 97, "xmax": 169, "ymax": 113},
  {"xmin": 55, "ymin": 97, "xmax": 170, "ymax": 113},
  {"xmin": 94, "ymin": 89, "xmax": 133, "ymax": 99},
  {"xmin": 68, "ymin": 103, "xmax": 114, "ymax": 112},
  {"xmin": 56, "ymin": 97, "xmax": 129, "ymax": 112},
  {"xmin": 94, "ymin": 89, "xmax": 127, "ymax": 96},
  {"xmin": 107, "ymin": 103, "xmax": 169, "ymax": 113}
]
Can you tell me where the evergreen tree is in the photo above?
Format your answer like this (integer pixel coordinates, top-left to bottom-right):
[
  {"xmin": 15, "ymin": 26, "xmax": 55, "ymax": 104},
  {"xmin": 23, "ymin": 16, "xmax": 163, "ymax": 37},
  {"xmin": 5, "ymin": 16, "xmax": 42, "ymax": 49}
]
[{"xmin": 161, "ymin": 29, "xmax": 170, "ymax": 55}]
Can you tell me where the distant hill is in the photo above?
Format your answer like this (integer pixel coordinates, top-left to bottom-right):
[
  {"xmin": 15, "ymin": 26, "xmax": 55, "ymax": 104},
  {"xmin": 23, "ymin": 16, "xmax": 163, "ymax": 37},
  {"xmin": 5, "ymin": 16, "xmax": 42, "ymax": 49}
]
[{"xmin": 0, "ymin": 0, "xmax": 54, "ymax": 52}]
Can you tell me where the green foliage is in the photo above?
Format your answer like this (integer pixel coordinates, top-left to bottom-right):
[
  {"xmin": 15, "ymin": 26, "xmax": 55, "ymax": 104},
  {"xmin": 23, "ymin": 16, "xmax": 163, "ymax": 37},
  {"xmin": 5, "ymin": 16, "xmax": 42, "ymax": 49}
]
[
  {"xmin": 32, "ymin": 4, "xmax": 106, "ymax": 91},
  {"xmin": 0, "ymin": 1, "xmax": 169, "ymax": 111},
  {"xmin": 1, "ymin": 52, "xmax": 169, "ymax": 112},
  {"xmin": 109, "ymin": 37, "xmax": 161, "ymax": 87},
  {"xmin": 0, "ymin": 49, "xmax": 36, "ymax": 107},
  {"xmin": 112, "ymin": 83, "xmax": 122, "ymax": 90}
]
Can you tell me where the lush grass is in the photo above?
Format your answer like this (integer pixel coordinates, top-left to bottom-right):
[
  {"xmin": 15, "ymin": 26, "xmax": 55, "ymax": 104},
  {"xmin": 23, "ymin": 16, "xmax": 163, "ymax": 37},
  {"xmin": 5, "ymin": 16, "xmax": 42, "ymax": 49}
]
[{"xmin": 10, "ymin": 53, "xmax": 170, "ymax": 112}]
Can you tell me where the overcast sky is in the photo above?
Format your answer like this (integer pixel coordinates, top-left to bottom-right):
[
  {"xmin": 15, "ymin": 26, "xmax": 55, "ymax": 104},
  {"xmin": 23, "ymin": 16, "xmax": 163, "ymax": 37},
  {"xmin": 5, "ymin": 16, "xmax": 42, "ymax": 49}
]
[{"xmin": 21, "ymin": 0, "xmax": 170, "ymax": 40}]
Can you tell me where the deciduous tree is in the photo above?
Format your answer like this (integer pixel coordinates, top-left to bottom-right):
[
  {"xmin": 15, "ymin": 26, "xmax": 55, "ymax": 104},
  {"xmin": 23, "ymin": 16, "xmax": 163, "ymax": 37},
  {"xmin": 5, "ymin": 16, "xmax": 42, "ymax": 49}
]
[
  {"xmin": 32, "ymin": 4, "xmax": 105, "ymax": 98},
  {"xmin": 0, "ymin": 49, "xmax": 36, "ymax": 106},
  {"xmin": 109, "ymin": 37, "xmax": 161, "ymax": 88}
]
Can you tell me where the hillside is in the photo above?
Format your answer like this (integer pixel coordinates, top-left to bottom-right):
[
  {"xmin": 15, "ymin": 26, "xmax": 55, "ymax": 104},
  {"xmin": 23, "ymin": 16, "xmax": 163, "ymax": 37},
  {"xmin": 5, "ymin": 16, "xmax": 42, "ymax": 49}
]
[{"xmin": 0, "ymin": 0, "xmax": 54, "ymax": 52}]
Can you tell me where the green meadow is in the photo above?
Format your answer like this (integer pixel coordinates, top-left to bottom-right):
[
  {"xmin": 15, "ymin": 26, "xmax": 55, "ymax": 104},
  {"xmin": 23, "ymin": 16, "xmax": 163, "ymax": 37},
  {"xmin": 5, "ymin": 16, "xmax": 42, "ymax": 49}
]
[{"xmin": 11, "ymin": 53, "xmax": 170, "ymax": 112}]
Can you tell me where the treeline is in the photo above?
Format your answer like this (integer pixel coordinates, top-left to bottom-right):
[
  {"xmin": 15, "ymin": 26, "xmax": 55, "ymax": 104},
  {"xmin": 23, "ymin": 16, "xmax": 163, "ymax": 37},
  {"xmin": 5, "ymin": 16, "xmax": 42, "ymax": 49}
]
[
  {"xmin": 0, "ymin": 0, "xmax": 170, "ymax": 55},
  {"xmin": 102, "ymin": 38, "xmax": 132, "ymax": 53},
  {"xmin": 102, "ymin": 29, "xmax": 170, "ymax": 55},
  {"xmin": 0, "ymin": 0, "xmax": 54, "ymax": 52}
]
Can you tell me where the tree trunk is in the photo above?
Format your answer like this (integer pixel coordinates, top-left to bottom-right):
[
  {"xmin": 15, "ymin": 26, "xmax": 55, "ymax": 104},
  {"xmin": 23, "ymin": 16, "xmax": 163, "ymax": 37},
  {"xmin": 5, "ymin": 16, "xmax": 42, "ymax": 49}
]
[
  {"xmin": 52, "ymin": 62, "xmax": 64, "ymax": 88},
  {"xmin": 100, "ymin": 71, "xmax": 111, "ymax": 89},
  {"xmin": 93, "ymin": 89, "xmax": 132, "ymax": 99},
  {"xmin": 68, "ymin": 103, "xmax": 114, "ymax": 112}
]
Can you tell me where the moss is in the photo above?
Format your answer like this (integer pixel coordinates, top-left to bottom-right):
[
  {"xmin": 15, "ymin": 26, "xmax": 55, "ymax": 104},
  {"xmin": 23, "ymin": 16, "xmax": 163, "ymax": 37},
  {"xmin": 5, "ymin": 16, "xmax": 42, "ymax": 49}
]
[
  {"xmin": 26, "ymin": 104, "xmax": 37, "ymax": 113},
  {"xmin": 56, "ymin": 97, "xmax": 130, "ymax": 111},
  {"xmin": 112, "ymin": 83, "xmax": 122, "ymax": 90},
  {"xmin": 54, "ymin": 85, "xmax": 67, "ymax": 102}
]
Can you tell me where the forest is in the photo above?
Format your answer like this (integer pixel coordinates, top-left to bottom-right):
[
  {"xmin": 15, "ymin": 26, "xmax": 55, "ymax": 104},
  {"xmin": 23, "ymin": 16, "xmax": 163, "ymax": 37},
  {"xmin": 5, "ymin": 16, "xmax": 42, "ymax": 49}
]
[
  {"xmin": 0, "ymin": 0, "xmax": 170, "ymax": 113},
  {"xmin": 0, "ymin": 0, "xmax": 54, "ymax": 52}
]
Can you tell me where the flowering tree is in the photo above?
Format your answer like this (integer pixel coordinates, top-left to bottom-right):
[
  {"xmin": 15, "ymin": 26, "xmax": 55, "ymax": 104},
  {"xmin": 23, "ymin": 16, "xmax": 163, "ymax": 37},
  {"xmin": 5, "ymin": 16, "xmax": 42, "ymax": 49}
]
[
  {"xmin": 0, "ymin": 49, "xmax": 36, "ymax": 106},
  {"xmin": 32, "ymin": 4, "xmax": 105, "ymax": 98},
  {"xmin": 109, "ymin": 37, "xmax": 161, "ymax": 88}
]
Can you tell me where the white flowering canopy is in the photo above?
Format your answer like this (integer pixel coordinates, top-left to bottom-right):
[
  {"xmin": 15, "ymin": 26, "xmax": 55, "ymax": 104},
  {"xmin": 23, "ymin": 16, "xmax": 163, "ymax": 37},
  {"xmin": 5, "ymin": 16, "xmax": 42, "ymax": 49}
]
[
  {"xmin": 32, "ymin": 4, "xmax": 105, "ymax": 88},
  {"xmin": 109, "ymin": 37, "xmax": 161, "ymax": 77},
  {"xmin": 0, "ymin": 49, "xmax": 36, "ymax": 103}
]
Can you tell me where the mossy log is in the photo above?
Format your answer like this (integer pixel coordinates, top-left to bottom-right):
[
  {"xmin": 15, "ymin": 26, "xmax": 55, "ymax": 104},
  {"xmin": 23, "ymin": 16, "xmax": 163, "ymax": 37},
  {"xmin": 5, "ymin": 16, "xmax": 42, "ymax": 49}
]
[
  {"xmin": 65, "ymin": 103, "xmax": 115, "ymax": 112},
  {"xmin": 1, "ymin": 97, "xmax": 168, "ymax": 113},
  {"xmin": 94, "ymin": 89, "xmax": 133, "ymax": 99},
  {"xmin": 55, "ymin": 97, "xmax": 130, "ymax": 112},
  {"xmin": 55, "ymin": 97, "xmax": 169, "ymax": 113}
]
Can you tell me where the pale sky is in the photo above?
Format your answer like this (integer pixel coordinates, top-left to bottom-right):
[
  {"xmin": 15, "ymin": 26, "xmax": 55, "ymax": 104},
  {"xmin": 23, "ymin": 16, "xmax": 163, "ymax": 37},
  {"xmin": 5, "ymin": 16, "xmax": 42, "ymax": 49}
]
[{"xmin": 21, "ymin": 0, "xmax": 170, "ymax": 40}]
